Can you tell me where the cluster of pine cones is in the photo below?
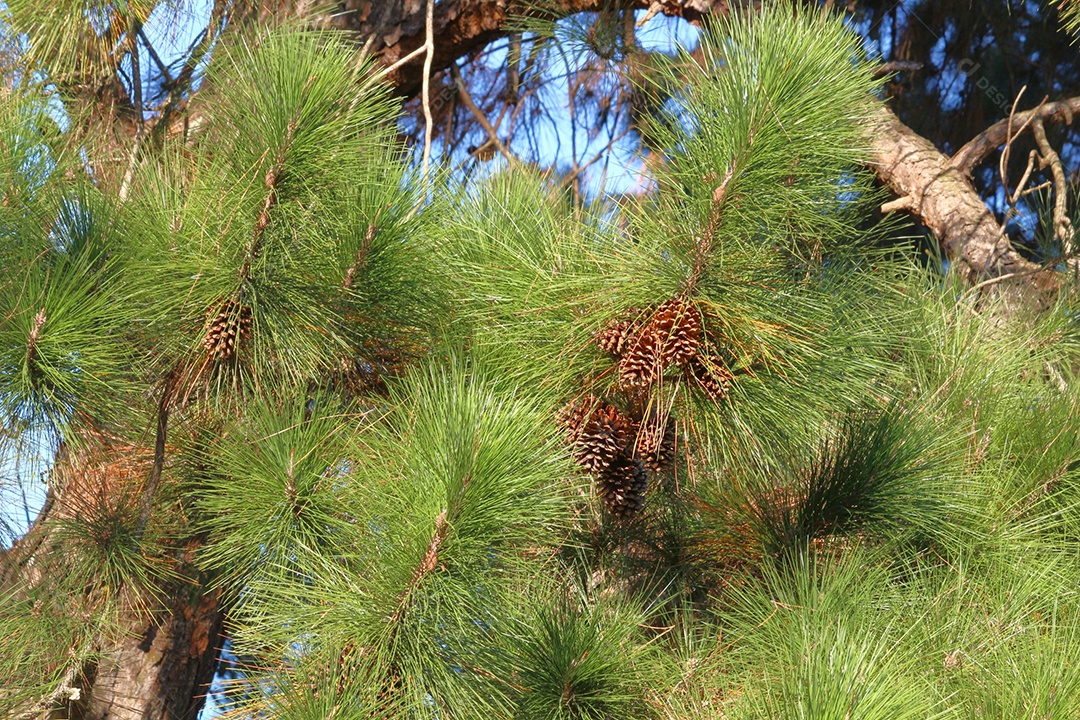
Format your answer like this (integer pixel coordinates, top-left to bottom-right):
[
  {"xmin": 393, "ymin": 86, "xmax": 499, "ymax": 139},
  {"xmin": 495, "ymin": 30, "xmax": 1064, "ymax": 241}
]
[
  {"xmin": 560, "ymin": 297, "xmax": 736, "ymax": 518},
  {"xmin": 596, "ymin": 297, "xmax": 733, "ymax": 401},
  {"xmin": 559, "ymin": 395, "xmax": 675, "ymax": 517}
]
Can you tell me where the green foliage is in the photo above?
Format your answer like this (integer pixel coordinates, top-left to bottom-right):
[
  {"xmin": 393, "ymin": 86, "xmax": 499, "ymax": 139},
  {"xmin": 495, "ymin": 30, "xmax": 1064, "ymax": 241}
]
[
  {"xmin": 124, "ymin": 29, "xmax": 440, "ymax": 403},
  {"xmin": 642, "ymin": 2, "xmax": 882, "ymax": 261},
  {"xmin": 1057, "ymin": 0, "xmax": 1080, "ymax": 41},
  {"xmin": 0, "ymin": 585, "xmax": 107, "ymax": 718},
  {"xmin": 2, "ymin": 3, "xmax": 1080, "ymax": 718},
  {"xmin": 513, "ymin": 587, "xmax": 650, "ymax": 720},
  {"xmin": 750, "ymin": 404, "xmax": 955, "ymax": 556},
  {"xmin": 0, "ymin": 92, "xmax": 136, "ymax": 442},
  {"xmin": 192, "ymin": 392, "xmax": 358, "ymax": 591},
  {"xmin": 3, "ymin": 0, "xmax": 159, "ymax": 88},
  {"xmin": 212, "ymin": 353, "xmax": 574, "ymax": 716},
  {"xmin": 721, "ymin": 552, "xmax": 949, "ymax": 720}
]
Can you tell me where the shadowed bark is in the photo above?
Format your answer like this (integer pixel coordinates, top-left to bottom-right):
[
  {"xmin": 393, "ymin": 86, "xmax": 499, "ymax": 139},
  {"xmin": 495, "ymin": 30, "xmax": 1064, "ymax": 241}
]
[
  {"xmin": 80, "ymin": 589, "xmax": 224, "ymax": 720},
  {"xmin": 330, "ymin": 0, "xmax": 730, "ymax": 97}
]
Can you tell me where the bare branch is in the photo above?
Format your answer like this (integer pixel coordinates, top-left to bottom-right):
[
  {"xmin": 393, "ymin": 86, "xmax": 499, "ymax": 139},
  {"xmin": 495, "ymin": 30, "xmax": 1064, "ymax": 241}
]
[
  {"xmin": 451, "ymin": 65, "xmax": 516, "ymax": 165},
  {"xmin": 868, "ymin": 103, "xmax": 1053, "ymax": 304},
  {"xmin": 870, "ymin": 60, "xmax": 923, "ymax": 79},
  {"xmin": 948, "ymin": 95, "xmax": 1080, "ymax": 174},
  {"xmin": 1031, "ymin": 117, "xmax": 1076, "ymax": 256},
  {"xmin": 421, "ymin": 0, "xmax": 435, "ymax": 182}
]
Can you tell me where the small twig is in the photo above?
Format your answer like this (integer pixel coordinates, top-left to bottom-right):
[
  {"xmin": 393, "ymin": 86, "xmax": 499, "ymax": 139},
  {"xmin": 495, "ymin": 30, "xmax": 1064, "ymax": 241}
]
[
  {"xmin": 1007, "ymin": 150, "xmax": 1038, "ymax": 206},
  {"xmin": 118, "ymin": 18, "xmax": 146, "ymax": 202},
  {"xmin": 388, "ymin": 509, "xmax": 448, "ymax": 629},
  {"xmin": 1031, "ymin": 117, "xmax": 1075, "ymax": 255},
  {"xmin": 117, "ymin": 124, "xmax": 147, "ymax": 203},
  {"xmin": 997, "ymin": 86, "xmax": 1027, "ymax": 206},
  {"xmin": 1018, "ymin": 179, "xmax": 1053, "ymax": 198},
  {"xmin": 637, "ymin": 2, "xmax": 664, "ymax": 27},
  {"xmin": 137, "ymin": 27, "xmax": 174, "ymax": 87},
  {"xmin": 870, "ymin": 60, "xmax": 923, "ymax": 79},
  {"xmin": 343, "ymin": 214, "xmax": 382, "ymax": 290},
  {"xmin": 451, "ymin": 65, "xmax": 515, "ymax": 165},
  {"xmin": 684, "ymin": 166, "xmax": 735, "ymax": 295},
  {"xmin": 949, "ymin": 93, "xmax": 1076, "ymax": 174},
  {"xmin": 20, "ymin": 656, "xmax": 83, "ymax": 720},
  {"xmin": 880, "ymin": 195, "xmax": 914, "ymax": 214},
  {"xmin": 557, "ymin": 127, "xmax": 632, "ymax": 190},
  {"xmin": 963, "ymin": 259, "xmax": 1060, "ymax": 295},
  {"xmin": 420, "ymin": 0, "xmax": 435, "ymax": 183},
  {"xmin": 362, "ymin": 46, "xmax": 428, "ymax": 93},
  {"xmin": 137, "ymin": 372, "xmax": 176, "ymax": 536}
]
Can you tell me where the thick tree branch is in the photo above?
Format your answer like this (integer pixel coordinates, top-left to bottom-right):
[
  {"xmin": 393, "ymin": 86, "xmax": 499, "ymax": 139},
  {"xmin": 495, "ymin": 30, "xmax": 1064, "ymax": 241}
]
[
  {"xmin": 948, "ymin": 96, "xmax": 1080, "ymax": 175},
  {"xmin": 868, "ymin": 104, "xmax": 1058, "ymax": 304},
  {"xmin": 337, "ymin": 0, "xmax": 730, "ymax": 99}
]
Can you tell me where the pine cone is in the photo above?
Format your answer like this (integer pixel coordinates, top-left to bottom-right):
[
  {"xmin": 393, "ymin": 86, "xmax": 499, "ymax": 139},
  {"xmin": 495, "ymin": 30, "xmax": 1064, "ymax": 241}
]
[
  {"xmin": 595, "ymin": 308, "xmax": 646, "ymax": 358},
  {"xmin": 652, "ymin": 298, "xmax": 702, "ymax": 368},
  {"xmin": 635, "ymin": 411, "xmax": 676, "ymax": 472},
  {"xmin": 203, "ymin": 299, "xmax": 253, "ymax": 360},
  {"xmin": 574, "ymin": 403, "xmax": 633, "ymax": 474},
  {"xmin": 618, "ymin": 325, "xmax": 664, "ymax": 387},
  {"xmin": 597, "ymin": 456, "xmax": 648, "ymax": 517},
  {"xmin": 558, "ymin": 394, "xmax": 601, "ymax": 442},
  {"xmin": 595, "ymin": 317, "xmax": 634, "ymax": 357},
  {"xmin": 618, "ymin": 298, "xmax": 702, "ymax": 387},
  {"xmin": 688, "ymin": 355, "xmax": 733, "ymax": 402}
]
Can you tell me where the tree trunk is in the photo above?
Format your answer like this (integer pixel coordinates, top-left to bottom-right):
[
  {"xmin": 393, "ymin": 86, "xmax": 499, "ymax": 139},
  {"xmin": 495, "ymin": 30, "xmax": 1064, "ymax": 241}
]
[{"xmin": 78, "ymin": 589, "xmax": 224, "ymax": 720}]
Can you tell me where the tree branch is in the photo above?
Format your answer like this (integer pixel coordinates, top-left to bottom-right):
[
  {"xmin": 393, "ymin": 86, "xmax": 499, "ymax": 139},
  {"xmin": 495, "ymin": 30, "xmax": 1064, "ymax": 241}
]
[
  {"xmin": 868, "ymin": 104, "xmax": 1055, "ymax": 304},
  {"xmin": 421, "ymin": 0, "xmax": 436, "ymax": 182},
  {"xmin": 451, "ymin": 64, "xmax": 515, "ymax": 165},
  {"xmin": 338, "ymin": 0, "xmax": 731, "ymax": 99},
  {"xmin": 948, "ymin": 96, "xmax": 1080, "ymax": 175},
  {"xmin": 1031, "ymin": 116, "xmax": 1076, "ymax": 257}
]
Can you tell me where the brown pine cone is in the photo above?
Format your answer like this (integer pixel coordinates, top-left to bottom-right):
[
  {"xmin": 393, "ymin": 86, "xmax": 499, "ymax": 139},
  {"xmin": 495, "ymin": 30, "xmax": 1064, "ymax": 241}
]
[
  {"xmin": 203, "ymin": 299, "xmax": 253, "ymax": 360},
  {"xmin": 558, "ymin": 394, "xmax": 601, "ymax": 442},
  {"xmin": 597, "ymin": 456, "xmax": 648, "ymax": 517},
  {"xmin": 595, "ymin": 317, "xmax": 634, "ymax": 357},
  {"xmin": 652, "ymin": 298, "xmax": 702, "ymax": 368},
  {"xmin": 574, "ymin": 403, "xmax": 634, "ymax": 474},
  {"xmin": 618, "ymin": 298, "xmax": 702, "ymax": 387},
  {"xmin": 687, "ymin": 355, "xmax": 733, "ymax": 402},
  {"xmin": 635, "ymin": 411, "xmax": 676, "ymax": 472},
  {"xmin": 559, "ymin": 397, "xmax": 634, "ymax": 474}
]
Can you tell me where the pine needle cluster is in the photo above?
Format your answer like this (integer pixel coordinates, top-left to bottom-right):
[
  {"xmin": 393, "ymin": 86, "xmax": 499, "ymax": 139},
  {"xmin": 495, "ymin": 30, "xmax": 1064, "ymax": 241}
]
[{"xmin": 1, "ymin": 2, "xmax": 1079, "ymax": 718}]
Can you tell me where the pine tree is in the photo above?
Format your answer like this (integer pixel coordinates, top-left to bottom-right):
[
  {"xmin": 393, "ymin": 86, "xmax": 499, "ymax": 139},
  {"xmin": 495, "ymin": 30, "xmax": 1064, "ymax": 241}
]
[{"xmin": 2, "ymin": 3, "xmax": 1080, "ymax": 720}]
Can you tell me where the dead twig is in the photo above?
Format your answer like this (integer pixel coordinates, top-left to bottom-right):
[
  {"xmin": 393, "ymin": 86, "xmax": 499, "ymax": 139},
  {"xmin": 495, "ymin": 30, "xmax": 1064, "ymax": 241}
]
[
  {"xmin": 949, "ymin": 94, "xmax": 1078, "ymax": 174},
  {"xmin": 1031, "ymin": 117, "xmax": 1076, "ymax": 257},
  {"xmin": 451, "ymin": 65, "xmax": 515, "ymax": 165},
  {"xmin": 420, "ymin": 0, "xmax": 435, "ymax": 183}
]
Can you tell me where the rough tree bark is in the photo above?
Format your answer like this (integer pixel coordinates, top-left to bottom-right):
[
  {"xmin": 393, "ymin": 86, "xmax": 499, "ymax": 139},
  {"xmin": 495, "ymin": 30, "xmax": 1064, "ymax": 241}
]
[
  {"xmin": 0, "ymin": 443, "xmax": 225, "ymax": 720},
  {"xmin": 78, "ymin": 584, "xmax": 223, "ymax": 720},
  {"xmin": 868, "ymin": 100, "xmax": 1080, "ymax": 306}
]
